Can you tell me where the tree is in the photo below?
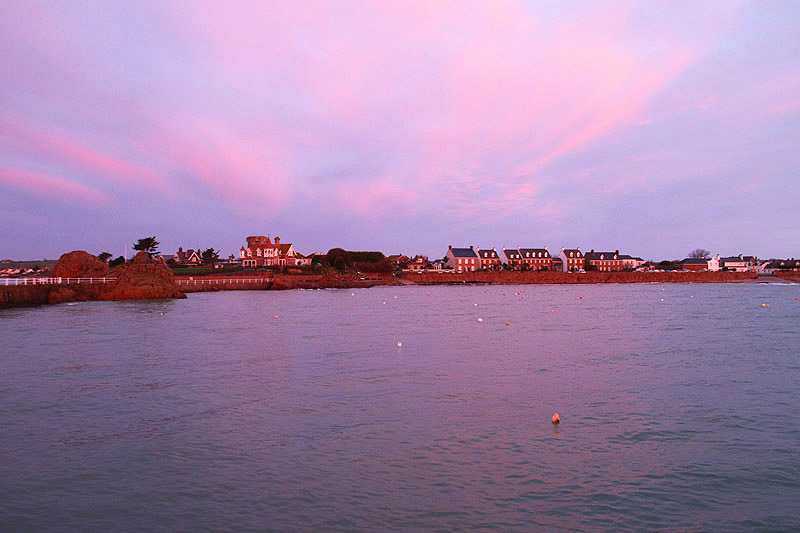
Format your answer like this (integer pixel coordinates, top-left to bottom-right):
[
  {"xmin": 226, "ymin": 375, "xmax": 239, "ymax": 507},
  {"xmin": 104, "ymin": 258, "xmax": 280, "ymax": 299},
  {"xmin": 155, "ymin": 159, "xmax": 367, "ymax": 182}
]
[
  {"xmin": 108, "ymin": 256, "xmax": 125, "ymax": 268},
  {"xmin": 688, "ymin": 248, "xmax": 711, "ymax": 259},
  {"xmin": 97, "ymin": 251, "xmax": 112, "ymax": 262},
  {"xmin": 201, "ymin": 248, "xmax": 220, "ymax": 266},
  {"xmin": 133, "ymin": 236, "xmax": 160, "ymax": 257}
]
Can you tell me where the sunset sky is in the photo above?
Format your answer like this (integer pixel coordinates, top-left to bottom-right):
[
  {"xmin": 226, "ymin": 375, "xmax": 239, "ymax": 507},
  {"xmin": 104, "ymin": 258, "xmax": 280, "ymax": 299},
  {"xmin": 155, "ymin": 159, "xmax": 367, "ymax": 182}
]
[{"xmin": 1, "ymin": 1, "xmax": 798, "ymax": 261}]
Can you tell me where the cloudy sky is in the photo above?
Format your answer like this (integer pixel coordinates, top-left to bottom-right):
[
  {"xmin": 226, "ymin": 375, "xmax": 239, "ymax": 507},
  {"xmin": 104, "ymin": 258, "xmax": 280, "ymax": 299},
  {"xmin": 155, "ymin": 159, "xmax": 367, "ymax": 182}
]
[{"xmin": 1, "ymin": 0, "xmax": 798, "ymax": 261}]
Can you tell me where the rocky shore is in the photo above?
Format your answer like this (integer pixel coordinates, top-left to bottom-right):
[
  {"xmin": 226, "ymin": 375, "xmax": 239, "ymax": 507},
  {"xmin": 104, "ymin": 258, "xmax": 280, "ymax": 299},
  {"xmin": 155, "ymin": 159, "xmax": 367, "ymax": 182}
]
[{"xmin": 1, "ymin": 251, "xmax": 186, "ymax": 308}]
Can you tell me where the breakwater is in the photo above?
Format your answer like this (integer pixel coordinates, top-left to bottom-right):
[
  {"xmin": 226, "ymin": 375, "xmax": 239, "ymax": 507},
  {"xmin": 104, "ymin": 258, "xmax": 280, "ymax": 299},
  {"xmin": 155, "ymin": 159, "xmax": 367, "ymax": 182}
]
[{"xmin": 399, "ymin": 270, "xmax": 757, "ymax": 284}]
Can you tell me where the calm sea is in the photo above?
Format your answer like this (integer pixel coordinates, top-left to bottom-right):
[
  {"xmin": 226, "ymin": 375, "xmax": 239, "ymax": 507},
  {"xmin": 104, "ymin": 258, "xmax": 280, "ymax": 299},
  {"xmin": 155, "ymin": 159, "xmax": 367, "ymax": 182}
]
[{"xmin": 1, "ymin": 283, "xmax": 799, "ymax": 531}]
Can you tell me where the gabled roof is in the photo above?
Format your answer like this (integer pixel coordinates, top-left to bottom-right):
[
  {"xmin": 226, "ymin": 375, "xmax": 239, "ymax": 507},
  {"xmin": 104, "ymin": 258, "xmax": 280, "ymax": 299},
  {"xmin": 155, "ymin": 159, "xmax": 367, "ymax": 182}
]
[
  {"xmin": 584, "ymin": 250, "xmax": 621, "ymax": 261},
  {"xmin": 477, "ymin": 249, "xmax": 498, "ymax": 259},
  {"xmin": 618, "ymin": 254, "xmax": 643, "ymax": 261},
  {"xmin": 682, "ymin": 258, "xmax": 708, "ymax": 264},
  {"xmin": 519, "ymin": 248, "xmax": 550, "ymax": 258},
  {"xmin": 503, "ymin": 248, "xmax": 522, "ymax": 260},
  {"xmin": 562, "ymin": 248, "xmax": 583, "ymax": 258},
  {"xmin": 277, "ymin": 243, "xmax": 294, "ymax": 254},
  {"xmin": 720, "ymin": 256, "xmax": 746, "ymax": 263},
  {"xmin": 450, "ymin": 247, "xmax": 478, "ymax": 258}
]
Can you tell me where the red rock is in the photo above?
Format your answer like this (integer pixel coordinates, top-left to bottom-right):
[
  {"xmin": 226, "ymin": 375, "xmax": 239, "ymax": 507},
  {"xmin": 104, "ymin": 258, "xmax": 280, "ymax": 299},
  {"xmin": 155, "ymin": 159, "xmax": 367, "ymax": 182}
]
[{"xmin": 52, "ymin": 251, "xmax": 110, "ymax": 279}]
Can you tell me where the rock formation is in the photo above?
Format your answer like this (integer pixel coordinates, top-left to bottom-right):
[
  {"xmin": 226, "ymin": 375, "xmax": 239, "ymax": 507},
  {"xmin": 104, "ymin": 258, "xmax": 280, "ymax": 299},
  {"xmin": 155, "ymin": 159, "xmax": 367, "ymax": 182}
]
[
  {"xmin": 52, "ymin": 251, "xmax": 110, "ymax": 278},
  {"xmin": 100, "ymin": 252, "xmax": 186, "ymax": 300}
]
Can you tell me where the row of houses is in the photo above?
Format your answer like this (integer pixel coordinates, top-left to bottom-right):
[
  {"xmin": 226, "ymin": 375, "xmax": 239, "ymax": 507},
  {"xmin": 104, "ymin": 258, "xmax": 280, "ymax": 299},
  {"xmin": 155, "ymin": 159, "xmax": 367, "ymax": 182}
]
[
  {"xmin": 444, "ymin": 245, "xmax": 645, "ymax": 273},
  {"xmin": 685, "ymin": 255, "xmax": 800, "ymax": 273}
]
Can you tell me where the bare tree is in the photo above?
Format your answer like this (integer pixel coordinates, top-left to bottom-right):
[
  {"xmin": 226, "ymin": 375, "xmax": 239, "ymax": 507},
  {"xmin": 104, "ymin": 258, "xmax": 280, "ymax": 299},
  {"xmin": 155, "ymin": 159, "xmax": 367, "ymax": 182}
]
[{"xmin": 688, "ymin": 248, "xmax": 711, "ymax": 259}]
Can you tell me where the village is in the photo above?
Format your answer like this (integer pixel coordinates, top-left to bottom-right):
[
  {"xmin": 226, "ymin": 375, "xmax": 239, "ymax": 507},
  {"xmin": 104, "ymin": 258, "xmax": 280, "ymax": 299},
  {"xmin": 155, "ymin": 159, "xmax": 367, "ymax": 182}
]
[
  {"xmin": 3, "ymin": 234, "xmax": 800, "ymax": 279},
  {"xmin": 147, "ymin": 236, "xmax": 798, "ymax": 277}
]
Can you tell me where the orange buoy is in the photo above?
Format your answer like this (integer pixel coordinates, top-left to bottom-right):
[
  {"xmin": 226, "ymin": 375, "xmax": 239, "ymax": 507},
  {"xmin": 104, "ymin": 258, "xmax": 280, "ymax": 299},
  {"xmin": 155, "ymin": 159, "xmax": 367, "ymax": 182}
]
[
  {"xmin": 552, "ymin": 413, "xmax": 560, "ymax": 424},
  {"xmin": 505, "ymin": 321, "xmax": 510, "ymax": 326}
]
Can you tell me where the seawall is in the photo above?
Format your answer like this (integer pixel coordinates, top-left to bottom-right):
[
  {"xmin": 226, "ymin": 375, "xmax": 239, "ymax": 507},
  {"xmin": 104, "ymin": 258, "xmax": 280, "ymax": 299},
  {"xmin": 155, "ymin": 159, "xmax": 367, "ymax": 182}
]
[
  {"xmin": 1, "ymin": 284, "xmax": 106, "ymax": 308},
  {"xmin": 399, "ymin": 271, "xmax": 757, "ymax": 284}
]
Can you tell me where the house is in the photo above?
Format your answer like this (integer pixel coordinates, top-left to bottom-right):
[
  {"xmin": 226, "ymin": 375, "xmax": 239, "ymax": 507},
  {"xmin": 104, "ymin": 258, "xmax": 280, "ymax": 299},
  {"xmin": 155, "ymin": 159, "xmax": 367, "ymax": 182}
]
[
  {"xmin": 518, "ymin": 247, "xmax": 552, "ymax": 271},
  {"xmin": 500, "ymin": 248, "xmax": 523, "ymax": 270},
  {"xmin": 557, "ymin": 248, "xmax": 585, "ymax": 272},
  {"xmin": 295, "ymin": 253, "xmax": 313, "ymax": 267},
  {"xmin": 173, "ymin": 247, "xmax": 202, "ymax": 265},
  {"xmin": 707, "ymin": 254, "xmax": 721, "ymax": 272},
  {"xmin": 719, "ymin": 254, "xmax": 749, "ymax": 272},
  {"xmin": 240, "ymin": 235, "xmax": 297, "ymax": 267},
  {"xmin": 682, "ymin": 258, "xmax": 708, "ymax": 271},
  {"xmin": 619, "ymin": 255, "xmax": 645, "ymax": 270},
  {"xmin": 551, "ymin": 257, "xmax": 563, "ymax": 271},
  {"xmin": 409, "ymin": 255, "xmax": 430, "ymax": 271},
  {"xmin": 388, "ymin": 254, "xmax": 411, "ymax": 269},
  {"xmin": 584, "ymin": 249, "xmax": 625, "ymax": 272},
  {"xmin": 445, "ymin": 245, "xmax": 479, "ymax": 272},
  {"xmin": 477, "ymin": 248, "xmax": 501, "ymax": 270},
  {"xmin": 762, "ymin": 259, "xmax": 800, "ymax": 274}
]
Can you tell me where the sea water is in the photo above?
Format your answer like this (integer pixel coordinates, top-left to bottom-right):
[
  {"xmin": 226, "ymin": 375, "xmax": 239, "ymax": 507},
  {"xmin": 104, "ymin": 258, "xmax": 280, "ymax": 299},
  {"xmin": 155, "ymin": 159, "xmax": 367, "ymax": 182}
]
[{"xmin": 1, "ymin": 283, "xmax": 799, "ymax": 531}]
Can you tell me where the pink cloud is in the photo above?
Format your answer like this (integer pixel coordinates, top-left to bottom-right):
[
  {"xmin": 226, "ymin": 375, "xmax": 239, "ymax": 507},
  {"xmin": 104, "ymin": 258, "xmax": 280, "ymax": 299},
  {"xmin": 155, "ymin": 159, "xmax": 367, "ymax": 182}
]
[
  {"xmin": 0, "ymin": 166, "xmax": 109, "ymax": 204},
  {"xmin": 0, "ymin": 113, "xmax": 173, "ymax": 194},
  {"xmin": 332, "ymin": 176, "xmax": 418, "ymax": 217}
]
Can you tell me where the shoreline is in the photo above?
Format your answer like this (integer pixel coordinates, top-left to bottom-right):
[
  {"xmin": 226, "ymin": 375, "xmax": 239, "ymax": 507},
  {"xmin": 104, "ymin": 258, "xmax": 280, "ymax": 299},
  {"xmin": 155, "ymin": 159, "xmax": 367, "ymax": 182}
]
[{"xmin": 3, "ymin": 271, "xmax": 795, "ymax": 309}]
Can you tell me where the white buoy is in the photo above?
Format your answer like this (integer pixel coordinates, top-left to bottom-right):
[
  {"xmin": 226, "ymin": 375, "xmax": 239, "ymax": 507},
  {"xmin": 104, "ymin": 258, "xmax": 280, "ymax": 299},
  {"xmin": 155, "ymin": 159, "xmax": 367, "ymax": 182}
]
[
  {"xmin": 397, "ymin": 341, "xmax": 402, "ymax": 347},
  {"xmin": 477, "ymin": 318, "xmax": 483, "ymax": 323}
]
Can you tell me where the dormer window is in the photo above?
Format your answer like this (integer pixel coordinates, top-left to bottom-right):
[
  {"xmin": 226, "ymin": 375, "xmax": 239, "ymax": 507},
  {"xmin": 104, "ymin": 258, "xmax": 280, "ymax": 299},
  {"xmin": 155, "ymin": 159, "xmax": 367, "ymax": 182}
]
[{"xmin": 569, "ymin": 252, "xmax": 573, "ymax": 257}]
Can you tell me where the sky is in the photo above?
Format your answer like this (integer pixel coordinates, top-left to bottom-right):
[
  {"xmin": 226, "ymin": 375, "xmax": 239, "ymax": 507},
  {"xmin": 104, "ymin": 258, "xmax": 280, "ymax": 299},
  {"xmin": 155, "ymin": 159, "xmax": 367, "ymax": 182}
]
[{"xmin": 1, "ymin": 0, "xmax": 798, "ymax": 261}]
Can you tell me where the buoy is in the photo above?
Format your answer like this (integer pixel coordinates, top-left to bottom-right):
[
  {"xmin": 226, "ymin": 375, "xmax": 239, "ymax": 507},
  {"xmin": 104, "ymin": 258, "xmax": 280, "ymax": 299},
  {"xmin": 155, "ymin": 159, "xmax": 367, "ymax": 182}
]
[
  {"xmin": 579, "ymin": 296, "xmax": 583, "ymax": 299},
  {"xmin": 660, "ymin": 298, "xmax": 664, "ymax": 302},
  {"xmin": 552, "ymin": 309, "xmax": 558, "ymax": 313},
  {"xmin": 505, "ymin": 321, "xmax": 510, "ymax": 326},
  {"xmin": 351, "ymin": 293, "xmax": 355, "ymax": 296},
  {"xmin": 474, "ymin": 303, "xmax": 478, "ymax": 306},
  {"xmin": 397, "ymin": 341, "xmax": 402, "ymax": 347},
  {"xmin": 159, "ymin": 312, "xmax": 165, "ymax": 316},
  {"xmin": 477, "ymin": 318, "xmax": 483, "ymax": 323},
  {"xmin": 426, "ymin": 292, "xmax": 431, "ymax": 296},
  {"xmin": 382, "ymin": 301, "xmax": 387, "ymax": 305},
  {"xmin": 273, "ymin": 315, "xmax": 279, "ymax": 319},
  {"xmin": 410, "ymin": 290, "xmax": 413, "ymax": 294},
  {"xmin": 552, "ymin": 413, "xmax": 560, "ymax": 424}
]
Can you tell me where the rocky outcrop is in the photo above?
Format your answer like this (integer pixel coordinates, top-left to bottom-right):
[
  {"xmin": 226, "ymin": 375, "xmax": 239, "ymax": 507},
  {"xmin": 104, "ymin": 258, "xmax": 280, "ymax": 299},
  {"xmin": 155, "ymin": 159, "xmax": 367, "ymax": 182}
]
[
  {"xmin": 52, "ymin": 251, "xmax": 110, "ymax": 278},
  {"xmin": 100, "ymin": 252, "xmax": 186, "ymax": 300}
]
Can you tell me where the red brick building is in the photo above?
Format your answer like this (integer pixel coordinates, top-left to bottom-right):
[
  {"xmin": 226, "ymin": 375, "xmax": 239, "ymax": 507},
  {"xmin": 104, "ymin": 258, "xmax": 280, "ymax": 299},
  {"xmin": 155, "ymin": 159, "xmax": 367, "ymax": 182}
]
[
  {"xmin": 477, "ymin": 248, "xmax": 501, "ymax": 270},
  {"xmin": 518, "ymin": 248, "xmax": 553, "ymax": 271},
  {"xmin": 557, "ymin": 248, "xmax": 585, "ymax": 272},
  {"xmin": 584, "ymin": 249, "xmax": 624, "ymax": 272}
]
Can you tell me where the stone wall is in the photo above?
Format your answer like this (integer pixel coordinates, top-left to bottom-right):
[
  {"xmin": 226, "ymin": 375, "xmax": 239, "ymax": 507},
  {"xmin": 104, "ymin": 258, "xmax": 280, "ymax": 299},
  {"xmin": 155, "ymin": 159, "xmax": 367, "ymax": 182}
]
[{"xmin": 399, "ymin": 270, "xmax": 757, "ymax": 284}]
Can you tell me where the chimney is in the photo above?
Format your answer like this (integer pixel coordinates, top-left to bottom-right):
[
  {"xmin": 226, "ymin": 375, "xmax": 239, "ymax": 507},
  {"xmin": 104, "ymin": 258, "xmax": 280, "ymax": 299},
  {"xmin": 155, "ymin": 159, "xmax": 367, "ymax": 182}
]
[
  {"xmin": 469, "ymin": 245, "xmax": 473, "ymax": 249},
  {"xmin": 448, "ymin": 245, "xmax": 452, "ymax": 250},
  {"xmin": 275, "ymin": 236, "xmax": 280, "ymax": 245}
]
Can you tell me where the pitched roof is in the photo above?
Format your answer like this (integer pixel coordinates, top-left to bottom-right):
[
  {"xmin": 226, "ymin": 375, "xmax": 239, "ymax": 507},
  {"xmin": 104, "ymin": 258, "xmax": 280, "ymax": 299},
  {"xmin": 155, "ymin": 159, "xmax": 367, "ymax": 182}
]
[
  {"xmin": 503, "ymin": 248, "xmax": 522, "ymax": 260},
  {"xmin": 618, "ymin": 254, "xmax": 643, "ymax": 261},
  {"xmin": 682, "ymin": 258, "xmax": 708, "ymax": 264},
  {"xmin": 477, "ymin": 249, "xmax": 498, "ymax": 259},
  {"xmin": 519, "ymin": 248, "xmax": 550, "ymax": 258},
  {"xmin": 450, "ymin": 247, "xmax": 478, "ymax": 258},
  {"xmin": 562, "ymin": 248, "xmax": 583, "ymax": 258},
  {"xmin": 584, "ymin": 250, "xmax": 620, "ymax": 261}
]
